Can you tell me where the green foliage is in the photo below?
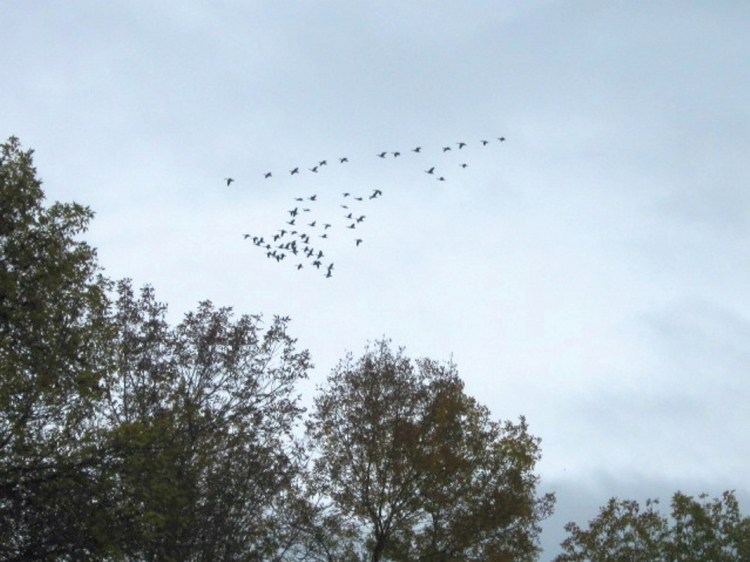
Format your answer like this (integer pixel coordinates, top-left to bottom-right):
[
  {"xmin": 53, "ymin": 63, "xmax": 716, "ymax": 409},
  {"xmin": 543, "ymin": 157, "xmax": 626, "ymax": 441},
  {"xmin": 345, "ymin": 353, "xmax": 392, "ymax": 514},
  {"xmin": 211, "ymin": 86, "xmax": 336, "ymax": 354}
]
[
  {"xmin": 555, "ymin": 491, "xmax": 750, "ymax": 561},
  {"xmin": 0, "ymin": 136, "xmax": 114, "ymax": 560},
  {"xmin": 306, "ymin": 340, "xmax": 554, "ymax": 562},
  {"xmin": 102, "ymin": 281, "xmax": 313, "ymax": 560}
]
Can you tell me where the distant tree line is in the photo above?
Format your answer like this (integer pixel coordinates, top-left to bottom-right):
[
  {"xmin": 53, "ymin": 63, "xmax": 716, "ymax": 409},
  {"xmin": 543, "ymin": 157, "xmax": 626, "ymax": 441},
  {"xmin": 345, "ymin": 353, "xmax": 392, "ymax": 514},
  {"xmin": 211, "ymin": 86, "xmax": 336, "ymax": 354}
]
[{"xmin": 1, "ymin": 136, "xmax": 747, "ymax": 561}]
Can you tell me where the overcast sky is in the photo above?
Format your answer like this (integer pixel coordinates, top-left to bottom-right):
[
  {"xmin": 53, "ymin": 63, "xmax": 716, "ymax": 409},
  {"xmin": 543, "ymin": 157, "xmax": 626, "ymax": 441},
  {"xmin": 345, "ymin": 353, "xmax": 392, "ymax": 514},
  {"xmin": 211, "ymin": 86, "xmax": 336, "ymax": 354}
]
[{"xmin": 3, "ymin": 2, "xmax": 749, "ymax": 558}]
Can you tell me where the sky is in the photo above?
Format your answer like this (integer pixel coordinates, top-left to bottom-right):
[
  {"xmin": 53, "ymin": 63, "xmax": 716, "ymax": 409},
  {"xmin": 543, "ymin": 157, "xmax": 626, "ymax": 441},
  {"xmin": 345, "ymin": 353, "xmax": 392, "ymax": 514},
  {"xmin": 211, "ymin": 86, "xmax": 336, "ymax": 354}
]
[{"xmin": 2, "ymin": 1, "xmax": 749, "ymax": 557}]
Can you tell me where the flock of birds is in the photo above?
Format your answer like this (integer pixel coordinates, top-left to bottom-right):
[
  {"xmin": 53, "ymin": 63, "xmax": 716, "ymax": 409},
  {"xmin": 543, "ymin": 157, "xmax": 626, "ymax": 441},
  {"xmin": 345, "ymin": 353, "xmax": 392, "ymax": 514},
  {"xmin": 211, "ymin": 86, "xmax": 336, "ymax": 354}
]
[{"xmin": 231, "ymin": 137, "xmax": 507, "ymax": 277}]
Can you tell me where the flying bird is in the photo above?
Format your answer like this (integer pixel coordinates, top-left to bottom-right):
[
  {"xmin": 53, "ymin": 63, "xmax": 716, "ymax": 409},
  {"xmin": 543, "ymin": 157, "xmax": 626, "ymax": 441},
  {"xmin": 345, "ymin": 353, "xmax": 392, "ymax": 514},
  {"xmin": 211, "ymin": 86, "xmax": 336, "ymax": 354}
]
[
  {"xmin": 309, "ymin": 166, "xmax": 319, "ymax": 173},
  {"xmin": 460, "ymin": 163, "xmax": 468, "ymax": 168},
  {"xmin": 289, "ymin": 208, "xmax": 298, "ymax": 217},
  {"xmin": 347, "ymin": 223, "xmax": 356, "ymax": 229},
  {"xmin": 442, "ymin": 146, "xmax": 451, "ymax": 152},
  {"xmin": 412, "ymin": 147, "xmax": 422, "ymax": 153},
  {"xmin": 339, "ymin": 157, "xmax": 348, "ymax": 163},
  {"xmin": 319, "ymin": 160, "xmax": 327, "ymax": 166},
  {"xmin": 225, "ymin": 177, "xmax": 234, "ymax": 186},
  {"xmin": 481, "ymin": 139, "xmax": 489, "ymax": 145},
  {"xmin": 426, "ymin": 167, "xmax": 435, "ymax": 174},
  {"xmin": 498, "ymin": 136, "xmax": 506, "ymax": 142},
  {"xmin": 324, "ymin": 223, "xmax": 331, "ymax": 229},
  {"xmin": 457, "ymin": 142, "xmax": 467, "ymax": 149},
  {"xmin": 343, "ymin": 192, "xmax": 350, "ymax": 197},
  {"xmin": 356, "ymin": 215, "xmax": 365, "ymax": 223},
  {"xmin": 264, "ymin": 172, "xmax": 272, "ymax": 178},
  {"xmin": 355, "ymin": 239, "xmax": 363, "ymax": 246},
  {"xmin": 392, "ymin": 151, "xmax": 401, "ymax": 157},
  {"xmin": 370, "ymin": 189, "xmax": 382, "ymax": 199},
  {"xmin": 309, "ymin": 194, "xmax": 317, "ymax": 201},
  {"xmin": 290, "ymin": 167, "xmax": 299, "ymax": 175},
  {"xmin": 378, "ymin": 151, "xmax": 387, "ymax": 158},
  {"xmin": 437, "ymin": 176, "xmax": 446, "ymax": 182}
]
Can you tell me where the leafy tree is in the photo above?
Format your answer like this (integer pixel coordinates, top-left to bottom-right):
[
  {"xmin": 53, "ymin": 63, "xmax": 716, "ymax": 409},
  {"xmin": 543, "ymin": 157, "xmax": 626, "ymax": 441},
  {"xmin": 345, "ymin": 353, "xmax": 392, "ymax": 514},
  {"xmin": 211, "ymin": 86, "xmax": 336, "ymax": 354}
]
[
  {"xmin": 555, "ymin": 490, "xmax": 750, "ymax": 561},
  {"xmin": 102, "ymin": 280, "xmax": 312, "ymax": 561},
  {"xmin": 0, "ymin": 136, "xmax": 115, "ymax": 560},
  {"xmin": 306, "ymin": 340, "xmax": 554, "ymax": 562}
]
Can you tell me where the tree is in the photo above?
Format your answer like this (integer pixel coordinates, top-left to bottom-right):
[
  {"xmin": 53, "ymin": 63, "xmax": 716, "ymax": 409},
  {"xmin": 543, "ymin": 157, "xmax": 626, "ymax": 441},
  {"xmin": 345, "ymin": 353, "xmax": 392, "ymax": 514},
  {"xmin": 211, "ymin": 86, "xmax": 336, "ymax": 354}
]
[
  {"xmin": 555, "ymin": 491, "xmax": 750, "ymax": 561},
  {"xmin": 0, "ymin": 136, "xmax": 115, "ymax": 560},
  {"xmin": 306, "ymin": 340, "xmax": 554, "ymax": 562},
  {"xmin": 102, "ymin": 280, "xmax": 312, "ymax": 561}
]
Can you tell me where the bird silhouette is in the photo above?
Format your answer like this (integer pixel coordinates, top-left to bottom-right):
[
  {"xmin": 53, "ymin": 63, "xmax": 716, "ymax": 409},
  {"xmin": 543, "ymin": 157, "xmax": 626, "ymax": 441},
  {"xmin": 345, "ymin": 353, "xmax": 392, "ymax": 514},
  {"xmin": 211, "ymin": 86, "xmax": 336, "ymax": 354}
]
[
  {"xmin": 438, "ymin": 176, "xmax": 446, "ymax": 182},
  {"xmin": 320, "ymin": 233, "xmax": 328, "ymax": 239},
  {"xmin": 324, "ymin": 223, "xmax": 332, "ymax": 229},
  {"xmin": 325, "ymin": 270, "xmax": 332, "ymax": 278},
  {"xmin": 347, "ymin": 223, "xmax": 356, "ymax": 229},
  {"xmin": 392, "ymin": 151, "xmax": 401, "ymax": 157},
  {"xmin": 355, "ymin": 197, "xmax": 363, "ymax": 201},
  {"xmin": 442, "ymin": 146, "xmax": 451, "ymax": 152},
  {"xmin": 309, "ymin": 166, "xmax": 319, "ymax": 173},
  {"xmin": 460, "ymin": 163, "xmax": 468, "ymax": 168},
  {"xmin": 356, "ymin": 215, "xmax": 365, "ymax": 223},
  {"xmin": 457, "ymin": 142, "xmax": 467, "ymax": 149},
  {"xmin": 290, "ymin": 167, "xmax": 299, "ymax": 175},
  {"xmin": 378, "ymin": 151, "xmax": 387, "ymax": 158},
  {"xmin": 287, "ymin": 219, "xmax": 295, "ymax": 225},
  {"xmin": 370, "ymin": 189, "xmax": 382, "ymax": 199},
  {"xmin": 339, "ymin": 157, "xmax": 348, "ymax": 163},
  {"xmin": 295, "ymin": 197, "xmax": 304, "ymax": 201},
  {"xmin": 308, "ymin": 221, "xmax": 316, "ymax": 227},
  {"xmin": 264, "ymin": 172, "xmax": 272, "ymax": 178},
  {"xmin": 498, "ymin": 136, "xmax": 506, "ymax": 142},
  {"xmin": 356, "ymin": 239, "xmax": 363, "ymax": 246},
  {"xmin": 296, "ymin": 264, "xmax": 303, "ymax": 270},
  {"xmin": 309, "ymin": 194, "xmax": 317, "ymax": 201},
  {"xmin": 225, "ymin": 178, "xmax": 235, "ymax": 186},
  {"xmin": 343, "ymin": 192, "xmax": 350, "ymax": 197},
  {"xmin": 319, "ymin": 160, "xmax": 327, "ymax": 166},
  {"xmin": 481, "ymin": 140, "xmax": 489, "ymax": 146},
  {"xmin": 345, "ymin": 213, "xmax": 353, "ymax": 219},
  {"xmin": 426, "ymin": 167, "xmax": 435, "ymax": 174},
  {"xmin": 412, "ymin": 147, "xmax": 422, "ymax": 153},
  {"xmin": 289, "ymin": 208, "xmax": 298, "ymax": 217}
]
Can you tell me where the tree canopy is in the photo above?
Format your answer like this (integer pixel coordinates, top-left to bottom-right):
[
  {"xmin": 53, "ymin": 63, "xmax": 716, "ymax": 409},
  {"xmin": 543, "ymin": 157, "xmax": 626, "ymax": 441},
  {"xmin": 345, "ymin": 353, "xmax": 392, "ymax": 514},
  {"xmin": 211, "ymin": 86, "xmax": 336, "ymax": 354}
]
[
  {"xmin": 555, "ymin": 490, "xmax": 750, "ymax": 562},
  {"xmin": 306, "ymin": 340, "xmax": 554, "ymax": 562}
]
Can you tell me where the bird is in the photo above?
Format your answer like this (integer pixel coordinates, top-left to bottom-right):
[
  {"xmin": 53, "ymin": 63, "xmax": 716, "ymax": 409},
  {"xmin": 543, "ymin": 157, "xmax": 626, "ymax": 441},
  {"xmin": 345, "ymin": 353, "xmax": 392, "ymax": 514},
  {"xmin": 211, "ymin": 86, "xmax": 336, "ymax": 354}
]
[
  {"xmin": 460, "ymin": 163, "xmax": 468, "ymax": 168},
  {"xmin": 354, "ymin": 197, "xmax": 363, "ymax": 201},
  {"xmin": 457, "ymin": 142, "xmax": 467, "ymax": 149},
  {"xmin": 295, "ymin": 197, "xmax": 304, "ymax": 201},
  {"xmin": 498, "ymin": 136, "xmax": 506, "ymax": 142},
  {"xmin": 370, "ymin": 189, "xmax": 382, "ymax": 199},
  {"xmin": 320, "ymin": 233, "xmax": 328, "ymax": 239},
  {"xmin": 317, "ymin": 250, "xmax": 324, "ymax": 258},
  {"xmin": 339, "ymin": 157, "xmax": 348, "ymax": 163},
  {"xmin": 355, "ymin": 239, "xmax": 363, "ymax": 246},
  {"xmin": 309, "ymin": 194, "xmax": 317, "ymax": 201},
  {"xmin": 378, "ymin": 151, "xmax": 387, "ymax": 158},
  {"xmin": 412, "ymin": 146, "xmax": 422, "ymax": 153},
  {"xmin": 392, "ymin": 151, "xmax": 401, "ymax": 157},
  {"xmin": 264, "ymin": 172, "xmax": 272, "ymax": 178},
  {"xmin": 290, "ymin": 167, "xmax": 299, "ymax": 175},
  {"xmin": 309, "ymin": 166, "xmax": 319, "ymax": 173},
  {"xmin": 287, "ymin": 219, "xmax": 296, "ymax": 225},
  {"xmin": 325, "ymin": 270, "xmax": 332, "ymax": 278},
  {"xmin": 481, "ymin": 139, "xmax": 489, "ymax": 146},
  {"xmin": 289, "ymin": 208, "xmax": 298, "ymax": 217},
  {"xmin": 303, "ymin": 208, "xmax": 311, "ymax": 212},
  {"xmin": 345, "ymin": 213, "xmax": 353, "ymax": 219},
  {"xmin": 308, "ymin": 221, "xmax": 316, "ymax": 227},
  {"xmin": 319, "ymin": 160, "xmax": 327, "ymax": 166},
  {"xmin": 437, "ymin": 176, "xmax": 446, "ymax": 182},
  {"xmin": 324, "ymin": 223, "xmax": 331, "ymax": 229},
  {"xmin": 225, "ymin": 177, "xmax": 235, "ymax": 186},
  {"xmin": 442, "ymin": 146, "xmax": 451, "ymax": 152},
  {"xmin": 426, "ymin": 167, "xmax": 435, "ymax": 174},
  {"xmin": 356, "ymin": 215, "xmax": 365, "ymax": 223},
  {"xmin": 312, "ymin": 260, "xmax": 322, "ymax": 268},
  {"xmin": 341, "ymin": 204, "xmax": 349, "ymax": 209},
  {"xmin": 296, "ymin": 264, "xmax": 303, "ymax": 270},
  {"xmin": 343, "ymin": 192, "xmax": 350, "ymax": 197}
]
